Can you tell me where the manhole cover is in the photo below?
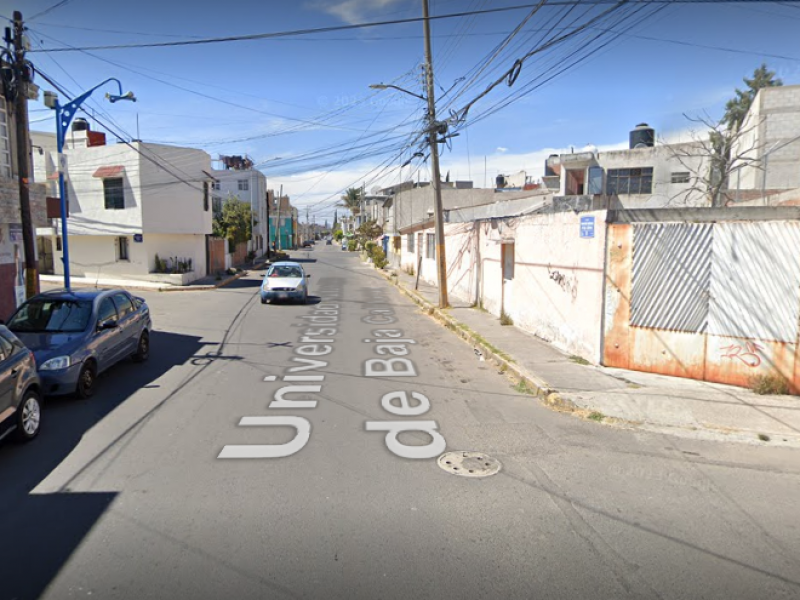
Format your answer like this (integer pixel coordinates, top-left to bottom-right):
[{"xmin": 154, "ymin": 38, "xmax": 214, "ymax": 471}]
[{"xmin": 437, "ymin": 451, "xmax": 501, "ymax": 478}]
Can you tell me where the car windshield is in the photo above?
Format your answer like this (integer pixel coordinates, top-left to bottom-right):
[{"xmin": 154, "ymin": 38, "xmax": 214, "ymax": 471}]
[
  {"xmin": 268, "ymin": 266, "xmax": 303, "ymax": 278},
  {"xmin": 8, "ymin": 299, "xmax": 93, "ymax": 333}
]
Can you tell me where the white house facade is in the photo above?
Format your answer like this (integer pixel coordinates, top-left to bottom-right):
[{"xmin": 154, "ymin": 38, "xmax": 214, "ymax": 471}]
[
  {"xmin": 31, "ymin": 128, "xmax": 213, "ymax": 285},
  {"xmin": 209, "ymin": 158, "xmax": 268, "ymax": 253}
]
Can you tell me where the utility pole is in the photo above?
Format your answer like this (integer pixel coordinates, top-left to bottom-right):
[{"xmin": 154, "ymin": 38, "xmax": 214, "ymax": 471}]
[
  {"xmin": 265, "ymin": 189, "xmax": 271, "ymax": 261},
  {"xmin": 422, "ymin": 0, "xmax": 448, "ymax": 308},
  {"xmin": 10, "ymin": 11, "xmax": 39, "ymax": 299}
]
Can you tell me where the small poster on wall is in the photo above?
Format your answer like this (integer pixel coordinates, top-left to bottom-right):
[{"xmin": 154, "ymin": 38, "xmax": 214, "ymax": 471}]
[{"xmin": 0, "ymin": 224, "xmax": 29, "ymax": 308}]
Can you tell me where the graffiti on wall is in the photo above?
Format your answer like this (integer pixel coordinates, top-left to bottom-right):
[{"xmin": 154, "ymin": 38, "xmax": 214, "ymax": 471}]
[
  {"xmin": 547, "ymin": 264, "xmax": 578, "ymax": 300},
  {"xmin": 720, "ymin": 341, "xmax": 764, "ymax": 367}
]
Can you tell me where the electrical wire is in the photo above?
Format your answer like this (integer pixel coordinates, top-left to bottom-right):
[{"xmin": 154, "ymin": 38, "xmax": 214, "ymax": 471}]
[
  {"xmin": 28, "ymin": 0, "xmax": 73, "ymax": 22},
  {"xmin": 29, "ymin": 1, "xmax": 785, "ymax": 53}
]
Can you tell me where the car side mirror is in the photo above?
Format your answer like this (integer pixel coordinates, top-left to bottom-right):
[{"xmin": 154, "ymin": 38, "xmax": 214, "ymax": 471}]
[{"xmin": 98, "ymin": 319, "xmax": 118, "ymax": 331}]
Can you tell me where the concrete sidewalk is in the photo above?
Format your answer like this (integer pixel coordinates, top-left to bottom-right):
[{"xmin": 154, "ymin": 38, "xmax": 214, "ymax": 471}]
[
  {"xmin": 36, "ymin": 251, "xmax": 283, "ymax": 292},
  {"xmin": 384, "ymin": 267, "xmax": 800, "ymax": 448}
]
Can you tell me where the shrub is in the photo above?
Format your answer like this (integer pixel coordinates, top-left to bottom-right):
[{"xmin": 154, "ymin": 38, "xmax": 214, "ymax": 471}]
[
  {"xmin": 371, "ymin": 246, "xmax": 388, "ymax": 269},
  {"xmin": 365, "ymin": 241, "xmax": 377, "ymax": 254},
  {"xmin": 347, "ymin": 239, "xmax": 358, "ymax": 252},
  {"xmin": 751, "ymin": 373, "xmax": 791, "ymax": 395},
  {"xmin": 500, "ymin": 310, "xmax": 514, "ymax": 326}
]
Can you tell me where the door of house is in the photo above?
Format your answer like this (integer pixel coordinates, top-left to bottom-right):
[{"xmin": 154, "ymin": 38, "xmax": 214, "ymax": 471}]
[
  {"xmin": 37, "ymin": 237, "xmax": 54, "ymax": 274},
  {"xmin": 501, "ymin": 241, "xmax": 515, "ymax": 317}
]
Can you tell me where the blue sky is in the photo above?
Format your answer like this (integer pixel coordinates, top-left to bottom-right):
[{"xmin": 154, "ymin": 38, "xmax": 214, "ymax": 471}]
[{"xmin": 7, "ymin": 0, "xmax": 800, "ymax": 221}]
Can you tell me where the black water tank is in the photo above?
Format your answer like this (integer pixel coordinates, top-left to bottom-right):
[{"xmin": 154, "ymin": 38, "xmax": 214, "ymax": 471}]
[
  {"xmin": 496, "ymin": 174, "xmax": 506, "ymax": 188},
  {"xmin": 630, "ymin": 123, "xmax": 654, "ymax": 149},
  {"xmin": 544, "ymin": 153, "xmax": 558, "ymax": 177},
  {"xmin": 72, "ymin": 118, "xmax": 90, "ymax": 132}
]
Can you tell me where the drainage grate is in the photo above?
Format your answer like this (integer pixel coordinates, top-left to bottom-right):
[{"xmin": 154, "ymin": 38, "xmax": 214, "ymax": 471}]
[{"xmin": 437, "ymin": 451, "xmax": 501, "ymax": 478}]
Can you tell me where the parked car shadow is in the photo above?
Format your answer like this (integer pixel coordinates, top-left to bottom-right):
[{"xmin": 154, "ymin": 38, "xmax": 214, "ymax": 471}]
[{"xmin": 0, "ymin": 330, "xmax": 212, "ymax": 600}]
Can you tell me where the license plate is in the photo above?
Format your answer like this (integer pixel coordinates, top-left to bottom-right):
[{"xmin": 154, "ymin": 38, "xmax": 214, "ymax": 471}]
[{"xmin": 278, "ymin": 293, "xmax": 288, "ymax": 299}]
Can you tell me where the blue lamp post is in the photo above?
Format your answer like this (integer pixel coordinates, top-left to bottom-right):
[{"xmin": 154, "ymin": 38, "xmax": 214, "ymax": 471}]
[{"xmin": 43, "ymin": 78, "xmax": 136, "ymax": 290}]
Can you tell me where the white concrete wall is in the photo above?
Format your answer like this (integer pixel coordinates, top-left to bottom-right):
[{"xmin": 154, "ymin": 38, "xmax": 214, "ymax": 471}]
[
  {"xmin": 733, "ymin": 85, "xmax": 800, "ymax": 192},
  {"xmin": 393, "ymin": 186, "xmax": 540, "ymax": 233},
  {"xmin": 401, "ymin": 210, "xmax": 609, "ymax": 363},
  {"xmin": 51, "ymin": 233, "xmax": 206, "ymax": 283},
  {"xmin": 595, "ymin": 143, "xmax": 710, "ymax": 207},
  {"xmin": 55, "ymin": 142, "xmax": 145, "ymax": 237},
  {"xmin": 139, "ymin": 143, "xmax": 213, "ymax": 235}
]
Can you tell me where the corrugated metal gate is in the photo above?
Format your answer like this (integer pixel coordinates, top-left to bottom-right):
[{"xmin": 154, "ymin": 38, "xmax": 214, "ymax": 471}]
[{"xmin": 605, "ymin": 221, "xmax": 800, "ymax": 392}]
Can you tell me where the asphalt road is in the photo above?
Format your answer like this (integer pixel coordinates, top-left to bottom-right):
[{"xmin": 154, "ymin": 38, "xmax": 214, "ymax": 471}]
[{"xmin": 1, "ymin": 245, "xmax": 799, "ymax": 600}]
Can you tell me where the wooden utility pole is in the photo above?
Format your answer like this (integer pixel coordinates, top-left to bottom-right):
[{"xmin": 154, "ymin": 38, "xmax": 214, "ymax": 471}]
[
  {"xmin": 422, "ymin": 0, "xmax": 448, "ymax": 308},
  {"xmin": 11, "ymin": 11, "xmax": 38, "ymax": 299}
]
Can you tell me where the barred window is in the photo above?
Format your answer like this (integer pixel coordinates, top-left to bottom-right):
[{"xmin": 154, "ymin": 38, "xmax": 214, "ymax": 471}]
[
  {"xmin": 407, "ymin": 233, "xmax": 414, "ymax": 253},
  {"xmin": 607, "ymin": 167, "xmax": 653, "ymax": 195},
  {"xmin": 671, "ymin": 171, "xmax": 690, "ymax": 184},
  {"xmin": 103, "ymin": 178, "xmax": 125, "ymax": 210},
  {"xmin": 426, "ymin": 233, "xmax": 435, "ymax": 258}
]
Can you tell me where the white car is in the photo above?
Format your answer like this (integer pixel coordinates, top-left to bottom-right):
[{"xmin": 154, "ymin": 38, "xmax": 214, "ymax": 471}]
[{"xmin": 260, "ymin": 261, "xmax": 310, "ymax": 304}]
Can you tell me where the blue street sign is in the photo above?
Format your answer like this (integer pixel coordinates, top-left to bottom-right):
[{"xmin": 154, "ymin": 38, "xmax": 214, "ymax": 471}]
[
  {"xmin": 133, "ymin": 234, "xmax": 143, "ymax": 243},
  {"xmin": 580, "ymin": 216, "xmax": 595, "ymax": 239}
]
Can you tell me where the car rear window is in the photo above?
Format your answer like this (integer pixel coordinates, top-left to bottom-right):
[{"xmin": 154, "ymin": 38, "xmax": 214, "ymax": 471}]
[{"xmin": 8, "ymin": 299, "xmax": 93, "ymax": 333}]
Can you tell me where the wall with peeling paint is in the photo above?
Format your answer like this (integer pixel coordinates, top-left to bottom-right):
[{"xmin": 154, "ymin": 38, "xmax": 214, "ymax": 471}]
[
  {"xmin": 400, "ymin": 209, "xmax": 609, "ymax": 363},
  {"xmin": 604, "ymin": 219, "xmax": 800, "ymax": 393}
]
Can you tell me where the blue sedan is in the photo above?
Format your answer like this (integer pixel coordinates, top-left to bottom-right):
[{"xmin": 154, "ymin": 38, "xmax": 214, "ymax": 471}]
[{"xmin": 6, "ymin": 288, "xmax": 152, "ymax": 399}]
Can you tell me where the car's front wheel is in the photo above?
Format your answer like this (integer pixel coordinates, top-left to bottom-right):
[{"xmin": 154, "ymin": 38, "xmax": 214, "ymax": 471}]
[
  {"xmin": 76, "ymin": 361, "xmax": 97, "ymax": 399},
  {"xmin": 132, "ymin": 330, "xmax": 150, "ymax": 363},
  {"xmin": 15, "ymin": 389, "xmax": 41, "ymax": 441}
]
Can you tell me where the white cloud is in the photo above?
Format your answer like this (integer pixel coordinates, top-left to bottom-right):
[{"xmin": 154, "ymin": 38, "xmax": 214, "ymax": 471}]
[
  {"xmin": 496, "ymin": 147, "xmax": 508, "ymax": 153},
  {"xmin": 310, "ymin": 0, "xmax": 408, "ymax": 24}
]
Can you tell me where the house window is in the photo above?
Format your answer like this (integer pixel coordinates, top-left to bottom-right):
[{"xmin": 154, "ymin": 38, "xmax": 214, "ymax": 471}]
[
  {"xmin": 116, "ymin": 236, "xmax": 129, "ymax": 261},
  {"xmin": 426, "ymin": 233, "xmax": 435, "ymax": 259},
  {"xmin": 212, "ymin": 195, "xmax": 223, "ymax": 215},
  {"xmin": 587, "ymin": 166, "xmax": 604, "ymax": 194},
  {"xmin": 203, "ymin": 181, "xmax": 209, "ymax": 211},
  {"xmin": 238, "ymin": 179, "xmax": 249, "ymax": 191},
  {"xmin": 212, "ymin": 181, "xmax": 221, "ymax": 191},
  {"xmin": 103, "ymin": 178, "xmax": 125, "ymax": 209},
  {"xmin": 606, "ymin": 167, "xmax": 653, "ymax": 195},
  {"xmin": 407, "ymin": 233, "xmax": 414, "ymax": 253},
  {"xmin": 56, "ymin": 237, "xmax": 62, "ymax": 251},
  {"xmin": 0, "ymin": 98, "xmax": 10, "ymax": 179},
  {"xmin": 671, "ymin": 171, "xmax": 690, "ymax": 184}
]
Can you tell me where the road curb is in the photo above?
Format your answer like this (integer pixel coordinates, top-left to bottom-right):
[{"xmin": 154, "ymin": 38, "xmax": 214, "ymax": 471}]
[
  {"xmin": 157, "ymin": 271, "xmax": 247, "ymax": 292},
  {"xmin": 378, "ymin": 269, "xmax": 559, "ymax": 403}
]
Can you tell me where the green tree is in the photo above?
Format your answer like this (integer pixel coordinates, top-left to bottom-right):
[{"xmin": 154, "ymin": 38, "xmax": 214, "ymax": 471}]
[
  {"xmin": 723, "ymin": 63, "xmax": 783, "ymax": 131},
  {"xmin": 213, "ymin": 198, "xmax": 252, "ymax": 250},
  {"xmin": 355, "ymin": 219, "xmax": 383, "ymax": 244},
  {"xmin": 340, "ymin": 187, "xmax": 362, "ymax": 215},
  {"xmin": 711, "ymin": 64, "xmax": 783, "ymax": 204}
]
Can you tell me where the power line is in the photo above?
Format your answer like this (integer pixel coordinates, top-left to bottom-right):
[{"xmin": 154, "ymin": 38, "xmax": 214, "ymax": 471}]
[
  {"xmin": 29, "ymin": 1, "xmax": 791, "ymax": 53},
  {"xmin": 36, "ymin": 69, "xmax": 208, "ymax": 193},
  {"xmin": 28, "ymin": 0, "xmax": 74, "ymax": 22}
]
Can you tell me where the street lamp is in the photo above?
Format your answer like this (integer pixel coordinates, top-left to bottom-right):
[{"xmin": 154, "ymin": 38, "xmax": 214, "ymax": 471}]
[
  {"xmin": 369, "ymin": 83, "xmax": 426, "ymax": 102},
  {"xmin": 43, "ymin": 78, "xmax": 136, "ymax": 290}
]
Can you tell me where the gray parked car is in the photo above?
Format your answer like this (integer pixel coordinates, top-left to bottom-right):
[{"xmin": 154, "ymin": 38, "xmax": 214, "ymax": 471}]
[
  {"xmin": 0, "ymin": 325, "xmax": 41, "ymax": 443},
  {"xmin": 6, "ymin": 288, "xmax": 152, "ymax": 399}
]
